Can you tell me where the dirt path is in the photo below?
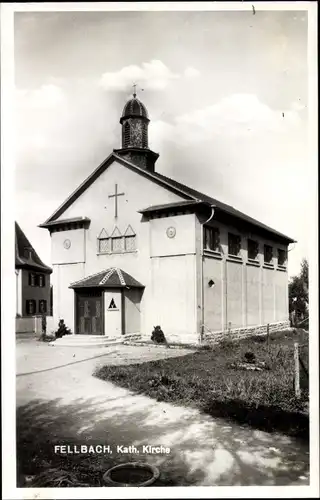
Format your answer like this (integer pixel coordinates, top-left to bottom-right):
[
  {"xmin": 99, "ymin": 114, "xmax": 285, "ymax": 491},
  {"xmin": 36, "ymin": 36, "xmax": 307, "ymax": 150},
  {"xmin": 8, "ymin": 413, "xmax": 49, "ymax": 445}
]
[{"xmin": 16, "ymin": 340, "xmax": 309, "ymax": 486}]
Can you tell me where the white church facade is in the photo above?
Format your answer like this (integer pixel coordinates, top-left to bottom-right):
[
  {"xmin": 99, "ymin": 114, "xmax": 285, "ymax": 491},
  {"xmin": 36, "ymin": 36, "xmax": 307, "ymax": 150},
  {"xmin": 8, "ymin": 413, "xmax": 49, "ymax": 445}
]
[{"xmin": 40, "ymin": 93, "xmax": 294, "ymax": 345}]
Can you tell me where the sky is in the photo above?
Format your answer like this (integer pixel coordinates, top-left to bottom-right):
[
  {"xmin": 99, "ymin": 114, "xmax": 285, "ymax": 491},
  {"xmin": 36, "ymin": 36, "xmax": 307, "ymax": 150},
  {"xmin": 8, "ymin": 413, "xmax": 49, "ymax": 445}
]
[{"xmin": 14, "ymin": 7, "xmax": 310, "ymax": 277}]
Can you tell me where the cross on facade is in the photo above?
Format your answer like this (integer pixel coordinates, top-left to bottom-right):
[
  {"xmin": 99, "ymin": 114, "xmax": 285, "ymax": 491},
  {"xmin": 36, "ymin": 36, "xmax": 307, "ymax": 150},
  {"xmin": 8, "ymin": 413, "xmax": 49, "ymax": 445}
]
[{"xmin": 108, "ymin": 184, "xmax": 125, "ymax": 218}]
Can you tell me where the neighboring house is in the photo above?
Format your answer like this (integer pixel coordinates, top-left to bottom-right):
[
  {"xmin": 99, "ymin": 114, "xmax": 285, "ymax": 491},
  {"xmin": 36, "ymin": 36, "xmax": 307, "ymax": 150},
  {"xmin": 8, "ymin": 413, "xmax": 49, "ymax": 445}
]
[
  {"xmin": 40, "ymin": 92, "xmax": 295, "ymax": 344},
  {"xmin": 15, "ymin": 222, "xmax": 52, "ymax": 318}
]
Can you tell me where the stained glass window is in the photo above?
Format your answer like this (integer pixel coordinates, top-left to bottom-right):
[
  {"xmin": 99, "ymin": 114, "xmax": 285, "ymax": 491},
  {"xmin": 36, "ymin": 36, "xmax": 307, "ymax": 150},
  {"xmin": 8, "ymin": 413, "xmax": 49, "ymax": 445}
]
[
  {"xmin": 98, "ymin": 230, "xmax": 136, "ymax": 254},
  {"xmin": 125, "ymin": 235, "xmax": 136, "ymax": 252},
  {"xmin": 99, "ymin": 238, "xmax": 111, "ymax": 253},
  {"xmin": 112, "ymin": 237, "xmax": 124, "ymax": 252}
]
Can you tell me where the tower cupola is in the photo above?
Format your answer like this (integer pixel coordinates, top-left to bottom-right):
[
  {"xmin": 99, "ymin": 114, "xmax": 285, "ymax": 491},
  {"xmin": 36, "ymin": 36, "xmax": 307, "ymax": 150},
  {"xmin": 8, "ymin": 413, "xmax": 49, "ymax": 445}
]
[{"xmin": 114, "ymin": 89, "xmax": 159, "ymax": 172}]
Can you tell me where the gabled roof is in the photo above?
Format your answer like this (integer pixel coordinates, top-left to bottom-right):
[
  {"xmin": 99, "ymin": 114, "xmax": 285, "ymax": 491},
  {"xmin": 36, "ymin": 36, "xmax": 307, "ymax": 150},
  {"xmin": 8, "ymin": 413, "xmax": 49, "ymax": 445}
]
[
  {"xmin": 69, "ymin": 268, "xmax": 144, "ymax": 289},
  {"xmin": 39, "ymin": 216, "xmax": 90, "ymax": 230},
  {"xmin": 151, "ymin": 171, "xmax": 296, "ymax": 243},
  {"xmin": 15, "ymin": 222, "xmax": 52, "ymax": 273},
  {"xmin": 41, "ymin": 152, "xmax": 295, "ymax": 244}
]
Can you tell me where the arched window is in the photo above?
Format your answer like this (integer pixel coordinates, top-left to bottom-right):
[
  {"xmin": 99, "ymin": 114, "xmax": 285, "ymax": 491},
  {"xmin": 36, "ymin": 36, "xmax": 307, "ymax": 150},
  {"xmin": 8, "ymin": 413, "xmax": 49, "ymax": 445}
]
[{"xmin": 124, "ymin": 122, "xmax": 131, "ymax": 147}]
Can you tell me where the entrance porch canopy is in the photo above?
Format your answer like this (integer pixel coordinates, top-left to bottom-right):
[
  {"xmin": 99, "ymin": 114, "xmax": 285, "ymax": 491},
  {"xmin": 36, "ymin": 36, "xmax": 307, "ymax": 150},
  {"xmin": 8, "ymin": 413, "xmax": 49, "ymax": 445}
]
[{"xmin": 69, "ymin": 267, "xmax": 144, "ymax": 289}]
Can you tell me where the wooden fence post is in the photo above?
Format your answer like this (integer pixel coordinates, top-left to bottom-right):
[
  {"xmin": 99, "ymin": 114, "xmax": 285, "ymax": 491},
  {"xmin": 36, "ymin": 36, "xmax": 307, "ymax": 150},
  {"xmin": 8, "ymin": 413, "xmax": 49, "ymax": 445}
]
[
  {"xmin": 267, "ymin": 323, "xmax": 270, "ymax": 345},
  {"xmin": 294, "ymin": 342, "xmax": 301, "ymax": 398}
]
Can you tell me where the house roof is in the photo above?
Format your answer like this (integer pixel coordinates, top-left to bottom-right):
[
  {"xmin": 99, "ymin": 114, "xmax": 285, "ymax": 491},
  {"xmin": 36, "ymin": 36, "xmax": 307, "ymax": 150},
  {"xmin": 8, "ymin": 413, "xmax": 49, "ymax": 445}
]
[
  {"xmin": 39, "ymin": 216, "xmax": 91, "ymax": 230},
  {"xmin": 15, "ymin": 222, "xmax": 52, "ymax": 273},
  {"xmin": 151, "ymin": 170, "xmax": 296, "ymax": 243},
  {"xmin": 120, "ymin": 96, "xmax": 149, "ymax": 124},
  {"xmin": 139, "ymin": 200, "xmax": 204, "ymax": 214},
  {"xmin": 41, "ymin": 152, "xmax": 295, "ymax": 244},
  {"xmin": 69, "ymin": 267, "xmax": 144, "ymax": 289}
]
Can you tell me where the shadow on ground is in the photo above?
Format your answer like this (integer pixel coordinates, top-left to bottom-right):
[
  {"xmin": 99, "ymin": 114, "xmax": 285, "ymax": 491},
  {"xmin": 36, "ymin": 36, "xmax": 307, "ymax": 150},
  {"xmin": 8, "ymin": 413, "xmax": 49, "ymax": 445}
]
[{"xmin": 17, "ymin": 395, "xmax": 309, "ymax": 487}]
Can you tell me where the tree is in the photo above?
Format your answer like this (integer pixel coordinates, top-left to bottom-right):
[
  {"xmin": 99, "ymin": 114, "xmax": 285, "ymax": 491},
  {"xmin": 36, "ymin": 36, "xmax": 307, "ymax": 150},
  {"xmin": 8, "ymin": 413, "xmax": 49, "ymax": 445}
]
[{"xmin": 289, "ymin": 258, "xmax": 309, "ymax": 326}]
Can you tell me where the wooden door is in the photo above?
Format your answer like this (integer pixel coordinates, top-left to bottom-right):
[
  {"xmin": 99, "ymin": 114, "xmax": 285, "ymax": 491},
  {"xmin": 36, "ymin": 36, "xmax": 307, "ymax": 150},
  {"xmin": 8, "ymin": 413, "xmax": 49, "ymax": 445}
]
[{"xmin": 76, "ymin": 290, "xmax": 103, "ymax": 335}]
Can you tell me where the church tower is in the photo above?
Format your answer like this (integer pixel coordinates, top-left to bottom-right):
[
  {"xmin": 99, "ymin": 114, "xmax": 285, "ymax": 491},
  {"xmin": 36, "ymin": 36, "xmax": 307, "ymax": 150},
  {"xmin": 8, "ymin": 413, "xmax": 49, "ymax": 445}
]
[{"xmin": 114, "ymin": 90, "xmax": 159, "ymax": 172}]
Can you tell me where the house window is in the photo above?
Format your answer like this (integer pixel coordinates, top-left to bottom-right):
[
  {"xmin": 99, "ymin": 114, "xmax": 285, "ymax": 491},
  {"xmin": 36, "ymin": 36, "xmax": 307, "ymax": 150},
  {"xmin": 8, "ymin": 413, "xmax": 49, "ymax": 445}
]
[
  {"xmin": 228, "ymin": 233, "xmax": 241, "ymax": 257},
  {"xmin": 39, "ymin": 300, "xmax": 47, "ymax": 314},
  {"xmin": 278, "ymin": 248, "xmax": 287, "ymax": 267},
  {"xmin": 204, "ymin": 226, "xmax": 220, "ymax": 252},
  {"xmin": 125, "ymin": 235, "xmax": 136, "ymax": 252},
  {"xmin": 111, "ymin": 237, "xmax": 124, "ymax": 253},
  {"xmin": 24, "ymin": 247, "xmax": 33, "ymax": 259},
  {"xmin": 38, "ymin": 274, "xmax": 45, "ymax": 287},
  {"xmin": 29, "ymin": 273, "xmax": 36, "ymax": 287},
  {"xmin": 26, "ymin": 299, "xmax": 36, "ymax": 315},
  {"xmin": 248, "ymin": 239, "xmax": 259, "ymax": 260},
  {"xmin": 264, "ymin": 244, "xmax": 273, "ymax": 264},
  {"xmin": 99, "ymin": 238, "xmax": 111, "ymax": 253}
]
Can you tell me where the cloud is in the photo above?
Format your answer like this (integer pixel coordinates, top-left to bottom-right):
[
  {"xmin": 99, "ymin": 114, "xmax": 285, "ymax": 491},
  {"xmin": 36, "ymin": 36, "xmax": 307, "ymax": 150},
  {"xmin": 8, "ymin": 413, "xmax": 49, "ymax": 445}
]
[
  {"xmin": 17, "ymin": 84, "xmax": 65, "ymax": 109},
  {"xmin": 99, "ymin": 60, "xmax": 179, "ymax": 91},
  {"xmin": 99, "ymin": 60, "xmax": 201, "ymax": 92},
  {"xmin": 170, "ymin": 94, "xmax": 302, "ymax": 141},
  {"xmin": 184, "ymin": 67, "xmax": 200, "ymax": 79}
]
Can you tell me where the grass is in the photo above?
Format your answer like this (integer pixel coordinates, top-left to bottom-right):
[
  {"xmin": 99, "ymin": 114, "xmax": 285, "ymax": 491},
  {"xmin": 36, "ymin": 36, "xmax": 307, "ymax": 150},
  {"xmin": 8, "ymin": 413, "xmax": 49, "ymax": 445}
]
[{"xmin": 95, "ymin": 329, "xmax": 309, "ymax": 439}]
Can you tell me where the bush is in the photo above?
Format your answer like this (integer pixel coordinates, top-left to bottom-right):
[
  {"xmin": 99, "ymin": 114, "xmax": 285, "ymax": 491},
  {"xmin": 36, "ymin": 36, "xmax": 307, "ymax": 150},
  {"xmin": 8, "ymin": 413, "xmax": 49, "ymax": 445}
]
[
  {"xmin": 151, "ymin": 325, "xmax": 167, "ymax": 345},
  {"xmin": 54, "ymin": 319, "xmax": 72, "ymax": 339}
]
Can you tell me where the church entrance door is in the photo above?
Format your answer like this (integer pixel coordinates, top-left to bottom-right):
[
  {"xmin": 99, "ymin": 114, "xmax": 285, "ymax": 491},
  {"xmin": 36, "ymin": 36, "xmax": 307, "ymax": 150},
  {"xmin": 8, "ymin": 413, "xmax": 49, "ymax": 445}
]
[
  {"xmin": 104, "ymin": 289, "xmax": 122, "ymax": 337},
  {"xmin": 76, "ymin": 290, "xmax": 103, "ymax": 335}
]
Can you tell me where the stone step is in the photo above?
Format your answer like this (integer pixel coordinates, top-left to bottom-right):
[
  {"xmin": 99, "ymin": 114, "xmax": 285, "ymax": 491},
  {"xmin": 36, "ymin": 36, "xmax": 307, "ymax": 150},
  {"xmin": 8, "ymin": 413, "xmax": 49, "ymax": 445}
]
[
  {"xmin": 49, "ymin": 335, "xmax": 123, "ymax": 347},
  {"xmin": 49, "ymin": 341, "xmax": 123, "ymax": 348},
  {"xmin": 54, "ymin": 335, "xmax": 118, "ymax": 341}
]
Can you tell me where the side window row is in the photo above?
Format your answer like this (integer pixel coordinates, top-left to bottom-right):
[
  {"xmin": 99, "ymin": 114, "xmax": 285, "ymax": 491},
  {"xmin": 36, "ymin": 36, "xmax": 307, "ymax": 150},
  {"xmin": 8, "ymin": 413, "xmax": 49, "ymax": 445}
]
[
  {"xmin": 203, "ymin": 226, "xmax": 287, "ymax": 266},
  {"xmin": 26, "ymin": 299, "xmax": 47, "ymax": 315},
  {"xmin": 29, "ymin": 273, "xmax": 46, "ymax": 287}
]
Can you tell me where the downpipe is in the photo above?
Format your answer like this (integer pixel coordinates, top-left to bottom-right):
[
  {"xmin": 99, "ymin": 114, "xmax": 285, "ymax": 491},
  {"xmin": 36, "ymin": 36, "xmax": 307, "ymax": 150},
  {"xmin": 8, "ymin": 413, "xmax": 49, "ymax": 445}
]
[{"xmin": 199, "ymin": 205, "xmax": 215, "ymax": 345}]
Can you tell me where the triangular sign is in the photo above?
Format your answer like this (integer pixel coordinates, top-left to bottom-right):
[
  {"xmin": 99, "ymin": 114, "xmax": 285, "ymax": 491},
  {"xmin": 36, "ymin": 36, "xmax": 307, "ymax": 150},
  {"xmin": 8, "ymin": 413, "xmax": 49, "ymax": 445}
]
[{"xmin": 108, "ymin": 298, "xmax": 117, "ymax": 309}]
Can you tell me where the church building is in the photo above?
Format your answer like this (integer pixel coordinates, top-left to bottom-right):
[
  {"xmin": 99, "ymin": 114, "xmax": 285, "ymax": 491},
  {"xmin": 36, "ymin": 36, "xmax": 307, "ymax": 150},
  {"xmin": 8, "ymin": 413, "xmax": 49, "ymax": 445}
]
[{"xmin": 40, "ymin": 92, "xmax": 294, "ymax": 345}]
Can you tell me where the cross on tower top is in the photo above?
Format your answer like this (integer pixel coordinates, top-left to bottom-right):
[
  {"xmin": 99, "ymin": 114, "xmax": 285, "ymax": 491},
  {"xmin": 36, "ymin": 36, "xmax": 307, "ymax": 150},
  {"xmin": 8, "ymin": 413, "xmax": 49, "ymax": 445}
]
[{"xmin": 133, "ymin": 83, "xmax": 137, "ymax": 98}]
